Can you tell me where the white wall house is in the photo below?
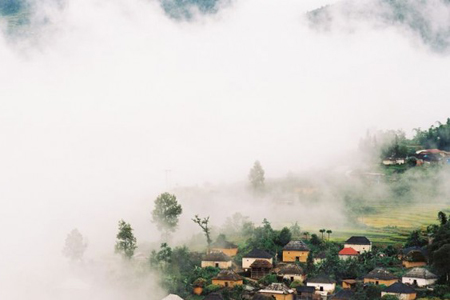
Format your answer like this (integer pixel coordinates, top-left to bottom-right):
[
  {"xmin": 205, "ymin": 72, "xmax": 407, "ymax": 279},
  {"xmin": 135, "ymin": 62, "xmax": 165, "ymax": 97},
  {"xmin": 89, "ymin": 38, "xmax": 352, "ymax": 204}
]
[
  {"xmin": 306, "ymin": 276, "xmax": 336, "ymax": 296},
  {"xmin": 402, "ymin": 268, "xmax": 438, "ymax": 287},
  {"xmin": 344, "ymin": 236, "xmax": 372, "ymax": 253},
  {"xmin": 242, "ymin": 249, "xmax": 273, "ymax": 271}
]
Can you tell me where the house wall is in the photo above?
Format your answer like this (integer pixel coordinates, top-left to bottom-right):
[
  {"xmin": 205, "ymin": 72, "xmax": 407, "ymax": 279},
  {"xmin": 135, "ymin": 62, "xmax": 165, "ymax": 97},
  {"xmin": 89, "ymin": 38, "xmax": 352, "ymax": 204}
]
[
  {"xmin": 342, "ymin": 282, "xmax": 355, "ymax": 289},
  {"xmin": 402, "ymin": 261, "xmax": 427, "ymax": 268},
  {"xmin": 281, "ymin": 274, "xmax": 304, "ymax": 282},
  {"xmin": 402, "ymin": 277, "xmax": 437, "ymax": 287},
  {"xmin": 283, "ymin": 250, "xmax": 309, "ymax": 263},
  {"xmin": 211, "ymin": 279, "xmax": 243, "ymax": 287},
  {"xmin": 201, "ymin": 260, "xmax": 232, "ymax": 269},
  {"xmin": 343, "ymin": 244, "xmax": 372, "ymax": 253},
  {"xmin": 211, "ymin": 247, "xmax": 238, "ymax": 257},
  {"xmin": 259, "ymin": 292, "xmax": 294, "ymax": 300},
  {"xmin": 339, "ymin": 255, "xmax": 357, "ymax": 261},
  {"xmin": 381, "ymin": 292, "xmax": 417, "ymax": 300},
  {"xmin": 242, "ymin": 258, "xmax": 273, "ymax": 270},
  {"xmin": 306, "ymin": 282, "xmax": 336, "ymax": 295},
  {"xmin": 363, "ymin": 279, "xmax": 397, "ymax": 286}
]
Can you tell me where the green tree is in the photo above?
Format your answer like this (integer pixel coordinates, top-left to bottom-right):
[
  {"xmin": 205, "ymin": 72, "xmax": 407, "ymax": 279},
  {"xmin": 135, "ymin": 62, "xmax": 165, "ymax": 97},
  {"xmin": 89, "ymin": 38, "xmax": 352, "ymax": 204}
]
[
  {"xmin": 438, "ymin": 211, "xmax": 447, "ymax": 226},
  {"xmin": 405, "ymin": 230, "xmax": 427, "ymax": 247},
  {"xmin": 115, "ymin": 220, "xmax": 137, "ymax": 259},
  {"xmin": 319, "ymin": 229, "xmax": 326, "ymax": 240},
  {"xmin": 303, "ymin": 231, "xmax": 310, "ymax": 240},
  {"xmin": 62, "ymin": 228, "xmax": 87, "ymax": 262},
  {"xmin": 326, "ymin": 229, "xmax": 332, "ymax": 240},
  {"xmin": 432, "ymin": 244, "xmax": 450, "ymax": 282},
  {"xmin": 150, "ymin": 243, "xmax": 172, "ymax": 270},
  {"xmin": 310, "ymin": 234, "xmax": 321, "ymax": 246},
  {"xmin": 152, "ymin": 193, "xmax": 182, "ymax": 241},
  {"xmin": 249, "ymin": 160, "xmax": 265, "ymax": 191},
  {"xmin": 306, "ymin": 252, "xmax": 315, "ymax": 275},
  {"xmin": 276, "ymin": 227, "xmax": 292, "ymax": 246},
  {"xmin": 193, "ymin": 215, "xmax": 212, "ymax": 248}
]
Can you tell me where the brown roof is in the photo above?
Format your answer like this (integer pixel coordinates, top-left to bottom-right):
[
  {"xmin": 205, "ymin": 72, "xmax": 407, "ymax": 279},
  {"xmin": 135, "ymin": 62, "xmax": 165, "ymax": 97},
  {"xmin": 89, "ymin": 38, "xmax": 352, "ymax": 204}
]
[
  {"xmin": 250, "ymin": 259, "xmax": 273, "ymax": 269},
  {"xmin": 213, "ymin": 270, "xmax": 242, "ymax": 281},
  {"xmin": 278, "ymin": 264, "xmax": 304, "ymax": 275},
  {"xmin": 283, "ymin": 240, "xmax": 310, "ymax": 251},
  {"xmin": 364, "ymin": 268, "xmax": 397, "ymax": 281},
  {"xmin": 203, "ymin": 252, "xmax": 232, "ymax": 262}
]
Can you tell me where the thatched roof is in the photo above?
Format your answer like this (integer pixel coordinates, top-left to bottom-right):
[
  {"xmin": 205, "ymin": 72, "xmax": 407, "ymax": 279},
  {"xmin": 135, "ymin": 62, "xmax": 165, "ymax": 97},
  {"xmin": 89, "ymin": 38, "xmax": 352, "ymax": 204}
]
[
  {"xmin": 345, "ymin": 236, "xmax": 371, "ymax": 245},
  {"xmin": 250, "ymin": 259, "xmax": 273, "ymax": 269},
  {"xmin": 403, "ymin": 267, "xmax": 437, "ymax": 279},
  {"xmin": 283, "ymin": 240, "xmax": 310, "ymax": 251},
  {"xmin": 244, "ymin": 249, "xmax": 273, "ymax": 259},
  {"xmin": 211, "ymin": 240, "xmax": 238, "ymax": 249},
  {"xmin": 204, "ymin": 293, "xmax": 224, "ymax": 300},
  {"xmin": 384, "ymin": 282, "xmax": 416, "ymax": 294},
  {"xmin": 213, "ymin": 270, "xmax": 242, "ymax": 281},
  {"xmin": 364, "ymin": 268, "xmax": 397, "ymax": 281},
  {"xmin": 308, "ymin": 274, "xmax": 336, "ymax": 284},
  {"xmin": 278, "ymin": 263, "xmax": 304, "ymax": 275},
  {"xmin": 259, "ymin": 283, "xmax": 294, "ymax": 294},
  {"xmin": 203, "ymin": 252, "xmax": 231, "ymax": 262}
]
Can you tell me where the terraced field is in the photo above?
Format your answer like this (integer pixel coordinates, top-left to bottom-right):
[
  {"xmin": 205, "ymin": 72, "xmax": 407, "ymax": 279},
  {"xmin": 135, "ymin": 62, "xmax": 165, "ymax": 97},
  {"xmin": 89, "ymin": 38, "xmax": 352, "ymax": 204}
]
[{"xmin": 332, "ymin": 203, "xmax": 450, "ymax": 245}]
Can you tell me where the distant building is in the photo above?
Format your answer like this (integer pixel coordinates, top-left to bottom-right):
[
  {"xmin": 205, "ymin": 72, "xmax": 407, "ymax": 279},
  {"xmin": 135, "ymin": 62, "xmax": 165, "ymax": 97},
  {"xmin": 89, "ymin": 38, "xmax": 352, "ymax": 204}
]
[
  {"xmin": 338, "ymin": 247, "xmax": 359, "ymax": 260},
  {"xmin": 341, "ymin": 279, "xmax": 357, "ymax": 290},
  {"xmin": 212, "ymin": 270, "xmax": 243, "ymax": 287},
  {"xmin": 306, "ymin": 274, "xmax": 336, "ymax": 296},
  {"xmin": 201, "ymin": 252, "xmax": 232, "ymax": 269},
  {"xmin": 210, "ymin": 240, "xmax": 239, "ymax": 257},
  {"xmin": 402, "ymin": 268, "xmax": 438, "ymax": 287},
  {"xmin": 250, "ymin": 259, "xmax": 273, "ymax": 280},
  {"xmin": 242, "ymin": 249, "xmax": 273, "ymax": 271},
  {"xmin": 344, "ymin": 236, "xmax": 372, "ymax": 253},
  {"xmin": 258, "ymin": 283, "xmax": 295, "ymax": 300},
  {"xmin": 381, "ymin": 282, "xmax": 417, "ymax": 300},
  {"xmin": 277, "ymin": 263, "xmax": 305, "ymax": 282},
  {"xmin": 282, "ymin": 240, "xmax": 310, "ymax": 263},
  {"xmin": 363, "ymin": 267, "xmax": 398, "ymax": 286}
]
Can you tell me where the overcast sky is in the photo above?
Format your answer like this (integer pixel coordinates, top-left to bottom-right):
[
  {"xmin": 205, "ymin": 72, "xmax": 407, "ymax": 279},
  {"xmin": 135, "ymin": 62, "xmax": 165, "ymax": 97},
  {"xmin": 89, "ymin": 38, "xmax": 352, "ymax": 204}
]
[{"xmin": 1, "ymin": 0, "xmax": 450, "ymax": 298}]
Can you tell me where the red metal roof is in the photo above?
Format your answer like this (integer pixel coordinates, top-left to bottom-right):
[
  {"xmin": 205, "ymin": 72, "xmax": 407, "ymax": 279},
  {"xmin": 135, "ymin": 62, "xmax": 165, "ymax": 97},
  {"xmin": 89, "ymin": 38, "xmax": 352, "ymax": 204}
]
[{"xmin": 339, "ymin": 247, "xmax": 359, "ymax": 255}]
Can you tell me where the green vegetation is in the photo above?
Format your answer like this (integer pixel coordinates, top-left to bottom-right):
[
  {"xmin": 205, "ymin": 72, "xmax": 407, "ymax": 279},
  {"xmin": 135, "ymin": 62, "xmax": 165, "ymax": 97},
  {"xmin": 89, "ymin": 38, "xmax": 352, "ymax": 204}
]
[
  {"xmin": 115, "ymin": 219, "xmax": 137, "ymax": 259},
  {"xmin": 152, "ymin": 192, "xmax": 183, "ymax": 241},
  {"xmin": 62, "ymin": 228, "xmax": 87, "ymax": 262}
]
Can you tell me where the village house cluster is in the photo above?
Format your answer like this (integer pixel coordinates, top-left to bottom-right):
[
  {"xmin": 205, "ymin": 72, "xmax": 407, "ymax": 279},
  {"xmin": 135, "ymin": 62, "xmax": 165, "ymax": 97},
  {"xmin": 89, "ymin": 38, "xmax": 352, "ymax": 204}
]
[{"xmin": 162, "ymin": 235, "xmax": 438, "ymax": 300}]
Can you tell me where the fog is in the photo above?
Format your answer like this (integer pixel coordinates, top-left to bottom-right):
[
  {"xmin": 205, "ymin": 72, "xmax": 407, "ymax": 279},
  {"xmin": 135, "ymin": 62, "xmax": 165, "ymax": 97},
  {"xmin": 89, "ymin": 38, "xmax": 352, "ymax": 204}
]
[{"xmin": 1, "ymin": 0, "xmax": 450, "ymax": 298}]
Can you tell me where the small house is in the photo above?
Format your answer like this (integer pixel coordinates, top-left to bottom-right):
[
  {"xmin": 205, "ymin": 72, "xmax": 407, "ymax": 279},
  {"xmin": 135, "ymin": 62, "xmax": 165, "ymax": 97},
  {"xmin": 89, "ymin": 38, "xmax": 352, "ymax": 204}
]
[
  {"xmin": 341, "ymin": 279, "xmax": 357, "ymax": 290},
  {"xmin": 338, "ymin": 247, "xmax": 359, "ymax": 260},
  {"xmin": 332, "ymin": 289, "xmax": 354, "ymax": 300},
  {"xmin": 282, "ymin": 240, "xmax": 310, "ymax": 263},
  {"xmin": 277, "ymin": 263, "xmax": 305, "ymax": 282},
  {"xmin": 210, "ymin": 240, "xmax": 239, "ymax": 257},
  {"xmin": 363, "ymin": 267, "xmax": 398, "ymax": 286},
  {"xmin": 201, "ymin": 252, "xmax": 232, "ymax": 269},
  {"xmin": 344, "ymin": 236, "xmax": 372, "ymax": 253},
  {"xmin": 306, "ymin": 274, "xmax": 336, "ymax": 296},
  {"xmin": 212, "ymin": 270, "xmax": 243, "ymax": 287},
  {"xmin": 402, "ymin": 267, "xmax": 438, "ymax": 287},
  {"xmin": 250, "ymin": 259, "xmax": 273, "ymax": 280},
  {"xmin": 400, "ymin": 247, "xmax": 428, "ymax": 268},
  {"xmin": 258, "ymin": 283, "xmax": 295, "ymax": 300},
  {"xmin": 381, "ymin": 282, "xmax": 417, "ymax": 300},
  {"xmin": 242, "ymin": 249, "xmax": 273, "ymax": 271}
]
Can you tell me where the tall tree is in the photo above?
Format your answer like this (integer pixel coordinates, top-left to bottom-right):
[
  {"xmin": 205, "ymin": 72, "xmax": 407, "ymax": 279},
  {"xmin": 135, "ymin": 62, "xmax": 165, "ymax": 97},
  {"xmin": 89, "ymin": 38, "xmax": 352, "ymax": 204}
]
[
  {"xmin": 438, "ymin": 211, "xmax": 447, "ymax": 226},
  {"xmin": 303, "ymin": 231, "xmax": 310, "ymax": 240},
  {"xmin": 248, "ymin": 160, "xmax": 265, "ymax": 191},
  {"xmin": 193, "ymin": 215, "xmax": 212, "ymax": 249},
  {"xmin": 319, "ymin": 229, "xmax": 326, "ymax": 240},
  {"xmin": 62, "ymin": 228, "xmax": 87, "ymax": 262},
  {"xmin": 115, "ymin": 220, "xmax": 137, "ymax": 259},
  {"xmin": 152, "ymin": 193, "xmax": 183, "ymax": 241},
  {"xmin": 326, "ymin": 229, "xmax": 333, "ymax": 240}
]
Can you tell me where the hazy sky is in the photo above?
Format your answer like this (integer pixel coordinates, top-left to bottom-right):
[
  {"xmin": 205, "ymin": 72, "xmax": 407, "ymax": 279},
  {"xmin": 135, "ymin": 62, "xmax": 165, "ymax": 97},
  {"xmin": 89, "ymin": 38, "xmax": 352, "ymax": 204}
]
[{"xmin": 1, "ymin": 0, "xmax": 450, "ymax": 298}]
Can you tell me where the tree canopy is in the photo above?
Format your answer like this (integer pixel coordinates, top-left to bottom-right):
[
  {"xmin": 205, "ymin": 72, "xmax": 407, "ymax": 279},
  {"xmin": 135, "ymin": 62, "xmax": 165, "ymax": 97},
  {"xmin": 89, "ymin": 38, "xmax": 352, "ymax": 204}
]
[{"xmin": 152, "ymin": 193, "xmax": 183, "ymax": 240}]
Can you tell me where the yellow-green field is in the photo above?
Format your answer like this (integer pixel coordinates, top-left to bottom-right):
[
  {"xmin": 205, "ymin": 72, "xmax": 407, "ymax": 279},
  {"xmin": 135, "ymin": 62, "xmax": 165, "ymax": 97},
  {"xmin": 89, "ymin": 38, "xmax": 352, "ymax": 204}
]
[{"xmin": 332, "ymin": 203, "xmax": 450, "ymax": 245}]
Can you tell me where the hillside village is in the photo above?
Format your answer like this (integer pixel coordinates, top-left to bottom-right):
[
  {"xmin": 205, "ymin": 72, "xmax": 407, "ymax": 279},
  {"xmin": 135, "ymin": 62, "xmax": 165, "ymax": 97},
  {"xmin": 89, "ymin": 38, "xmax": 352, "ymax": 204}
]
[{"xmin": 141, "ymin": 209, "xmax": 450, "ymax": 300}]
